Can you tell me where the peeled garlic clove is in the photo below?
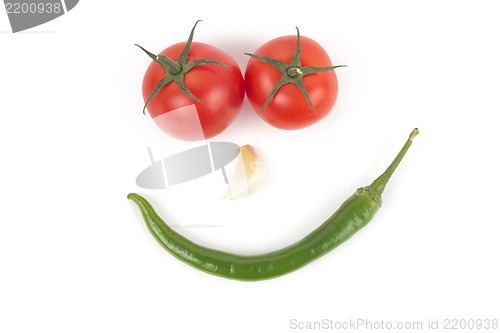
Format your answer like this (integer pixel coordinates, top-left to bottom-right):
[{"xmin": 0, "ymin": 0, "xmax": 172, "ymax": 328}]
[{"xmin": 226, "ymin": 145, "xmax": 265, "ymax": 200}]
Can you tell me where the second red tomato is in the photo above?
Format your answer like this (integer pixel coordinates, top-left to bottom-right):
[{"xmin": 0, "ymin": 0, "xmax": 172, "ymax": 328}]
[{"xmin": 244, "ymin": 31, "xmax": 343, "ymax": 130}]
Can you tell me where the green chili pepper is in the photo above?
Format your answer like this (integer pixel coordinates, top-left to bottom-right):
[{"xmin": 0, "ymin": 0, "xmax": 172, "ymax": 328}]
[{"xmin": 128, "ymin": 128, "xmax": 419, "ymax": 281}]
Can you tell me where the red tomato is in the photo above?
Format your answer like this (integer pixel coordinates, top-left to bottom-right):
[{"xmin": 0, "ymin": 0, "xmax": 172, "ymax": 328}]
[
  {"xmin": 142, "ymin": 42, "xmax": 245, "ymax": 141},
  {"xmin": 244, "ymin": 33, "xmax": 342, "ymax": 130}
]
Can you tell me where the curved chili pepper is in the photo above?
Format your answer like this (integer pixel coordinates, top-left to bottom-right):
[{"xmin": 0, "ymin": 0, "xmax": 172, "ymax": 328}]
[{"xmin": 128, "ymin": 128, "xmax": 419, "ymax": 281}]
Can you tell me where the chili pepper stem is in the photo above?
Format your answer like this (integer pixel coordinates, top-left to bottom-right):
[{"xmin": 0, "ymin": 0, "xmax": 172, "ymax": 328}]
[{"xmin": 368, "ymin": 128, "xmax": 419, "ymax": 201}]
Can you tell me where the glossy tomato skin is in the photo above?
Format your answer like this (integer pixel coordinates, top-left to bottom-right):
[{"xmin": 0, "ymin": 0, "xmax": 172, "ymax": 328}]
[
  {"xmin": 142, "ymin": 42, "xmax": 245, "ymax": 141},
  {"xmin": 245, "ymin": 35, "xmax": 339, "ymax": 130}
]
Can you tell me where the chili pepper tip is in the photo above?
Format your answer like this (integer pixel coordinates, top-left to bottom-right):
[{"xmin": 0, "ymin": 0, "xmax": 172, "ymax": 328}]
[{"xmin": 410, "ymin": 128, "xmax": 419, "ymax": 141}]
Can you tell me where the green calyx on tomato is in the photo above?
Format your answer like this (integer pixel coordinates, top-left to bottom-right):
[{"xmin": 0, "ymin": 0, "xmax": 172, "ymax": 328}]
[
  {"xmin": 135, "ymin": 20, "xmax": 231, "ymax": 114},
  {"xmin": 245, "ymin": 27, "xmax": 346, "ymax": 114}
]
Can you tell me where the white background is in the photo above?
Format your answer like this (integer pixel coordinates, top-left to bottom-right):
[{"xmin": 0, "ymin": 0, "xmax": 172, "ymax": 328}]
[{"xmin": 1, "ymin": 1, "xmax": 499, "ymax": 332}]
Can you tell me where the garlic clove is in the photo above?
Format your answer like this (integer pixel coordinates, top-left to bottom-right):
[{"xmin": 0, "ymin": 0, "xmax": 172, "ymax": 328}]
[{"xmin": 226, "ymin": 145, "xmax": 265, "ymax": 200}]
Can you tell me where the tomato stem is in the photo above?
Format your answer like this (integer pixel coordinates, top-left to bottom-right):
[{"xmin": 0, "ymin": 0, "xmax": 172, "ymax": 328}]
[
  {"xmin": 136, "ymin": 20, "xmax": 231, "ymax": 115},
  {"xmin": 245, "ymin": 27, "xmax": 346, "ymax": 114},
  {"xmin": 287, "ymin": 67, "xmax": 303, "ymax": 77}
]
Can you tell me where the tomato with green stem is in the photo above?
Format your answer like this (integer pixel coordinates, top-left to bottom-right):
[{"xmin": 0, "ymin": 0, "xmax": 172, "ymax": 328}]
[
  {"xmin": 244, "ymin": 28, "xmax": 345, "ymax": 130},
  {"xmin": 136, "ymin": 21, "xmax": 245, "ymax": 141}
]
